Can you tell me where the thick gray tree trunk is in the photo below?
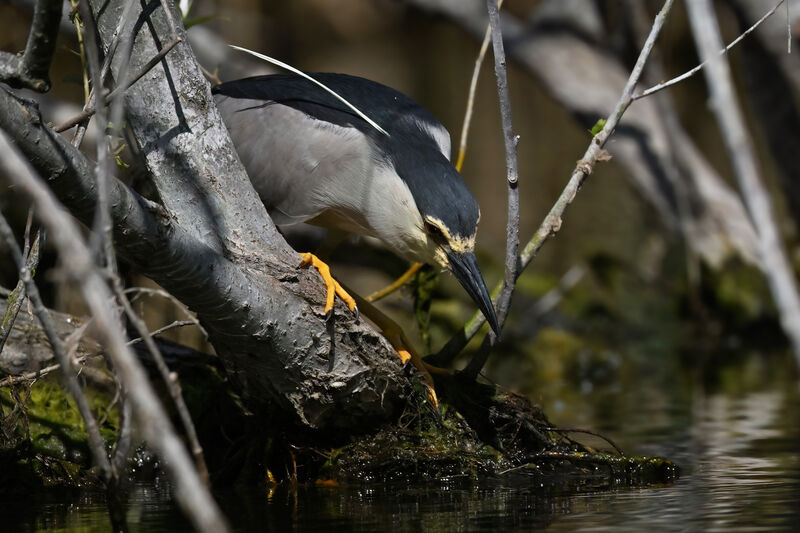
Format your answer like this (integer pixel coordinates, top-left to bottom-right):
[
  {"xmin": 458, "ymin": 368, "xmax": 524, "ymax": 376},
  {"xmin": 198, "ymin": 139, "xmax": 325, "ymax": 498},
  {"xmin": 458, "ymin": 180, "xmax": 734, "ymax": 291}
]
[{"xmin": 1, "ymin": 0, "xmax": 410, "ymax": 431}]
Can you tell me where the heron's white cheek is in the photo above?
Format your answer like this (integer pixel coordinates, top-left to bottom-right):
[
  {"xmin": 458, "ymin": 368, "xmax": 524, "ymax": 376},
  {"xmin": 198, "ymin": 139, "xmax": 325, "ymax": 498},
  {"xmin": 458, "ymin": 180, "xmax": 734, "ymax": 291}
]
[{"xmin": 433, "ymin": 247, "xmax": 448, "ymax": 269}]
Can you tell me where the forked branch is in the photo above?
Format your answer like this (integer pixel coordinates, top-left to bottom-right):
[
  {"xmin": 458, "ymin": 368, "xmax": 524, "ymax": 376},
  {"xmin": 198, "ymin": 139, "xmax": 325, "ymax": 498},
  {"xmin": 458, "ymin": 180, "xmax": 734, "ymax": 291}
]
[{"xmin": 0, "ymin": 0, "xmax": 63, "ymax": 91}]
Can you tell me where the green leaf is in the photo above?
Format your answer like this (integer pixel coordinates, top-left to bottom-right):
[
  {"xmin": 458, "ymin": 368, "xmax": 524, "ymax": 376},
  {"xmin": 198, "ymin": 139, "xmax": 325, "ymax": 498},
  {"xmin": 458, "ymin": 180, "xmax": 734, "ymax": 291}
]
[{"xmin": 589, "ymin": 118, "xmax": 606, "ymax": 136}]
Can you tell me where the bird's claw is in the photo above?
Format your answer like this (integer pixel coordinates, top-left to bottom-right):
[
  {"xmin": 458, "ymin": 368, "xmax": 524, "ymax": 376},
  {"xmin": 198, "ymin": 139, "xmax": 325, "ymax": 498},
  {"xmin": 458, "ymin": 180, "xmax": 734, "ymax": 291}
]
[{"xmin": 299, "ymin": 252, "xmax": 358, "ymax": 320}]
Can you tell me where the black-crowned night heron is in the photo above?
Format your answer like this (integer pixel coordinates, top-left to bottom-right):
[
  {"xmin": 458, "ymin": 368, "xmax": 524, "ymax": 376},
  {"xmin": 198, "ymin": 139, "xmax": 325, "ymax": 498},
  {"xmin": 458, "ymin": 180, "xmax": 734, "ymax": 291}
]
[{"xmin": 213, "ymin": 73, "xmax": 499, "ymax": 378}]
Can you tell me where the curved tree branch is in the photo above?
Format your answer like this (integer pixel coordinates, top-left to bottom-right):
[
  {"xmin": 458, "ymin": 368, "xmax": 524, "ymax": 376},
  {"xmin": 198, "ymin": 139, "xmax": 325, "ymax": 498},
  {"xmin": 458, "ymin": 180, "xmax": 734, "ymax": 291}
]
[
  {"xmin": 1, "ymin": 0, "xmax": 414, "ymax": 431},
  {"xmin": 0, "ymin": 84, "xmax": 410, "ymax": 429},
  {"xmin": 0, "ymin": 0, "xmax": 63, "ymax": 92}
]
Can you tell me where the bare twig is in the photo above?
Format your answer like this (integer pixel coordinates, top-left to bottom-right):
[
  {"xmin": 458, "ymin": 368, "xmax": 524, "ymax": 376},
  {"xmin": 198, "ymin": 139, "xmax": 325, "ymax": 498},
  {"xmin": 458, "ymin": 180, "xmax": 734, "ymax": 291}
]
[
  {"xmin": 159, "ymin": 0, "xmax": 182, "ymax": 39},
  {"xmin": 111, "ymin": 390, "xmax": 132, "ymax": 475},
  {"xmin": 69, "ymin": 0, "xmax": 93, "ymax": 148},
  {"xmin": 0, "ymin": 320, "xmax": 197, "ymax": 389},
  {"xmin": 52, "ymin": 38, "xmax": 183, "ymax": 133},
  {"xmin": 462, "ymin": 0, "xmax": 521, "ymax": 378},
  {"xmin": 0, "ymin": 230, "xmax": 41, "ymax": 354},
  {"xmin": 71, "ymin": 0, "xmax": 140, "ymax": 149},
  {"xmin": 22, "ymin": 209, "xmax": 34, "ymax": 258},
  {"xmin": 0, "ymin": 211, "xmax": 114, "ymax": 480},
  {"xmin": 544, "ymin": 426, "xmax": 625, "ymax": 456},
  {"xmin": 0, "ymin": 0, "xmax": 63, "ymax": 91},
  {"xmin": 433, "ymin": 0, "xmax": 677, "ymax": 365},
  {"xmin": 127, "ymin": 320, "xmax": 197, "ymax": 346},
  {"xmin": 115, "ymin": 284, "xmax": 211, "ymax": 485},
  {"xmin": 76, "ymin": 0, "xmax": 115, "ymax": 269},
  {"xmin": 365, "ymin": 262, "xmax": 422, "ymax": 302},
  {"xmin": 455, "ymin": 0, "xmax": 505, "ymax": 172},
  {"xmin": 686, "ymin": 0, "xmax": 800, "ymax": 364},
  {"xmin": 633, "ymin": 0, "xmax": 785, "ymax": 101},
  {"xmin": 0, "ymin": 132, "xmax": 230, "ymax": 533},
  {"xmin": 124, "ymin": 287, "xmax": 208, "ymax": 338}
]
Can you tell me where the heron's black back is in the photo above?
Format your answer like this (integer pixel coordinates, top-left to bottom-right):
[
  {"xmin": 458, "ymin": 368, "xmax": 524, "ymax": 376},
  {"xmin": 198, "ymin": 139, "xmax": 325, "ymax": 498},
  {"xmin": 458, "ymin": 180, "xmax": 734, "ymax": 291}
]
[{"xmin": 213, "ymin": 73, "xmax": 480, "ymax": 240}]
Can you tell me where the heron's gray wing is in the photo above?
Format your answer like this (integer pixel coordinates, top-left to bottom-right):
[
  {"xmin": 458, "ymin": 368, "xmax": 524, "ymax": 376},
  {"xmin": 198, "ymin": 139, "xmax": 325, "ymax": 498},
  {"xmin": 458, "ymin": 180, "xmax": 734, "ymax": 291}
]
[
  {"xmin": 214, "ymin": 74, "xmax": 452, "ymax": 161},
  {"xmin": 214, "ymin": 94, "xmax": 375, "ymax": 227}
]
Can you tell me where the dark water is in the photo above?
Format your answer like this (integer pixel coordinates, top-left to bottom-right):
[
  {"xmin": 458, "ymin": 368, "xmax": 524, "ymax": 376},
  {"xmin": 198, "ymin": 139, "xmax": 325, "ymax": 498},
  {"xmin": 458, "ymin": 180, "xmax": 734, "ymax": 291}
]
[{"xmin": 4, "ymin": 350, "xmax": 800, "ymax": 532}]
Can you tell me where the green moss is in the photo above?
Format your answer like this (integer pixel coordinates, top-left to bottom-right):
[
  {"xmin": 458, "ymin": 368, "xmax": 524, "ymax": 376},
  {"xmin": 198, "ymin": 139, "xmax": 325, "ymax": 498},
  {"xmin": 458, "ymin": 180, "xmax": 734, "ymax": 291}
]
[
  {"xmin": 1, "ymin": 377, "xmax": 118, "ymax": 466},
  {"xmin": 317, "ymin": 403, "xmax": 679, "ymax": 489},
  {"xmin": 319, "ymin": 409, "xmax": 509, "ymax": 483}
]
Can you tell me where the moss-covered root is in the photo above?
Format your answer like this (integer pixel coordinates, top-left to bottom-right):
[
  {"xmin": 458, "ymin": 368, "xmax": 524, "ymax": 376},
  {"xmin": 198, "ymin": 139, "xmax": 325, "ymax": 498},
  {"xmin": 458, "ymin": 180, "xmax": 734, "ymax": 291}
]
[{"xmin": 318, "ymin": 374, "xmax": 680, "ymax": 489}]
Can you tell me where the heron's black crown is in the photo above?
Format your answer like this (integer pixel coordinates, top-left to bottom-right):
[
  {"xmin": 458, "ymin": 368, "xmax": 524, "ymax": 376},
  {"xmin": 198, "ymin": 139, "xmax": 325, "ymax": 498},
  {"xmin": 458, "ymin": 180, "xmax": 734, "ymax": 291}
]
[{"xmin": 213, "ymin": 74, "xmax": 480, "ymax": 241}]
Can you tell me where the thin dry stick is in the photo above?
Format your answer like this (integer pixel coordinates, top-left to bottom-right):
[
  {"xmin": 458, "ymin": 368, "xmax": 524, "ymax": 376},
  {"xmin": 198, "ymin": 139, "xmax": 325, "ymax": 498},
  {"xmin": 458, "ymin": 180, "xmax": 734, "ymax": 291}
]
[
  {"xmin": 627, "ymin": 0, "xmax": 701, "ymax": 288},
  {"xmin": 158, "ymin": 0, "xmax": 181, "ymax": 39},
  {"xmin": 124, "ymin": 287, "xmax": 207, "ymax": 338},
  {"xmin": 544, "ymin": 427, "xmax": 625, "ymax": 456},
  {"xmin": 0, "ymin": 212, "xmax": 114, "ymax": 481},
  {"xmin": 127, "ymin": 320, "xmax": 197, "ymax": 345},
  {"xmin": 633, "ymin": 0, "xmax": 785, "ymax": 101},
  {"xmin": 0, "ymin": 320, "xmax": 197, "ymax": 389},
  {"xmin": 686, "ymin": 0, "xmax": 800, "ymax": 363},
  {"xmin": 455, "ymin": 0, "xmax": 505, "ymax": 172},
  {"xmin": 115, "ymin": 286, "xmax": 211, "ymax": 485},
  {"xmin": 71, "ymin": 0, "xmax": 139, "ymax": 150},
  {"xmin": 102, "ymin": 0, "xmax": 141, "ymax": 163},
  {"xmin": 111, "ymin": 390, "xmax": 133, "ymax": 475},
  {"xmin": 0, "ymin": 132, "xmax": 230, "ymax": 533},
  {"xmin": 53, "ymin": 38, "xmax": 182, "ymax": 133},
  {"xmin": 0, "ymin": 230, "xmax": 41, "ymax": 354},
  {"xmin": 79, "ymin": 0, "xmax": 176, "ymax": 413},
  {"xmin": 364, "ymin": 262, "xmax": 422, "ymax": 302},
  {"xmin": 434, "ymin": 0, "xmax": 677, "ymax": 364},
  {"xmin": 76, "ymin": 0, "xmax": 116, "ymax": 269},
  {"xmin": 463, "ymin": 0, "xmax": 520, "ymax": 378}
]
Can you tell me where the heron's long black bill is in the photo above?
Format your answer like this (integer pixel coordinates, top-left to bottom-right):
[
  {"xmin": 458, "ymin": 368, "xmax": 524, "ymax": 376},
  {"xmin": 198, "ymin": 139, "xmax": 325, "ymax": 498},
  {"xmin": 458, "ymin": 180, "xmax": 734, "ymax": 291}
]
[{"xmin": 448, "ymin": 251, "xmax": 500, "ymax": 336}]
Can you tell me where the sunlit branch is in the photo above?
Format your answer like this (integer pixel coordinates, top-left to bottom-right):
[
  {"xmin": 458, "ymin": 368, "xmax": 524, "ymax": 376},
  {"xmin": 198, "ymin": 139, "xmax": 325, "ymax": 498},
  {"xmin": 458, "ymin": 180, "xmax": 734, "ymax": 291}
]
[
  {"xmin": 433, "ymin": 0, "xmax": 677, "ymax": 364},
  {"xmin": 633, "ymin": 0, "xmax": 785, "ymax": 101}
]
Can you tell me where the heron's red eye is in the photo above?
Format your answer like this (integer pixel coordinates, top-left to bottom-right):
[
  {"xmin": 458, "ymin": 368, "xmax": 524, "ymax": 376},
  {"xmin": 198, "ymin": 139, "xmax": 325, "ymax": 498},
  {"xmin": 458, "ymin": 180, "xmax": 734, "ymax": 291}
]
[{"xmin": 425, "ymin": 222, "xmax": 442, "ymax": 236}]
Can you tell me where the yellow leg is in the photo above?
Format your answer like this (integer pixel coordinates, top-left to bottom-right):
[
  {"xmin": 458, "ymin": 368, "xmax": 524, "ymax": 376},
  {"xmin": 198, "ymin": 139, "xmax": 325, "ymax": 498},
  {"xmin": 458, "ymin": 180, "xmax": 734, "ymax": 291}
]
[
  {"xmin": 299, "ymin": 252, "xmax": 357, "ymax": 317},
  {"xmin": 365, "ymin": 262, "xmax": 423, "ymax": 303},
  {"xmin": 349, "ymin": 290, "xmax": 449, "ymax": 407}
]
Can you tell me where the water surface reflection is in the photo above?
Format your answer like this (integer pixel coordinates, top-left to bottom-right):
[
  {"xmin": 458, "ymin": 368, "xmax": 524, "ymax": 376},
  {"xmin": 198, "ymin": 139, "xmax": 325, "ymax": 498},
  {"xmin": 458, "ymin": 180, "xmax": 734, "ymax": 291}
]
[{"xmin": 3, "ymin": 351, "xmax": 798, "ymax": 532}]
